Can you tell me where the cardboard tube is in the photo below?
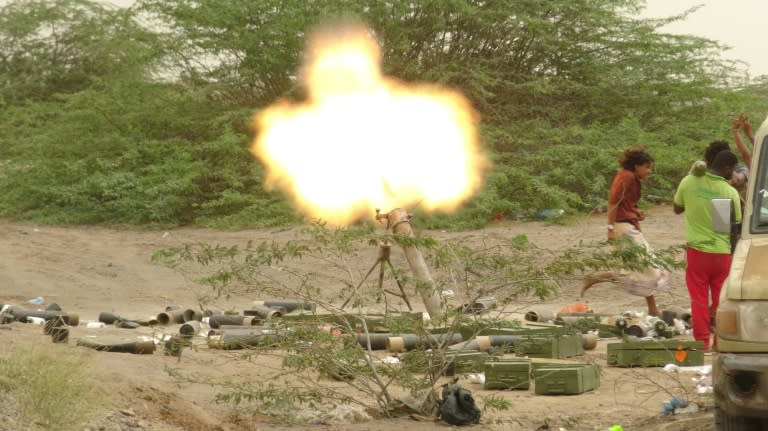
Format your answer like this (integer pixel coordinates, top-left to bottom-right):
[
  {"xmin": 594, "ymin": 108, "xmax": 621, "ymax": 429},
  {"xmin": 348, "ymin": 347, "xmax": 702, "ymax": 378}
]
[
  {"xmin": 156, "ymin": 309, "xmax": 185, "ymax": 325},
  {"xmin": 98, "ymin": 312, "xmax": 121, "ymax": 324},
  {"xmin": 183, "ymin": 309, "xmax": 203, "ymax": 322},
  {"xmin": 356, "ymin": 333, "xmax": 393, "ymax": 350},
  {"xmin": 254, "ymin": 300, "xmax": 316, "ymax": 313},
  {"xmin": 207, "ymin": 332, "xmax": 282, "ymax": 350},
  {"xmin": 387, "ymin": 337, "xmax": 406, "ymax": 353},
  {"xmin": 15, "ymin": 310, "xmax": 79, "ymax": 326},
  {"xmin": 244, "ymin": 305, "xmax": 286, "ymax": 320},
  {"xmin": 475, "ymin": 336, "xmax": 492, "ymax": 352},
  {"xmin": 208, "ymin": 314, "xmax": 255, "ymax": 329},
  {"xmin": 76, "ymin": 338, "xmax": 156, "ymax": 354},
  {"xmin": 525, "ymin": 308, "xmax": 556, "ymax": 322},
  {"xmin": 179, "ymin": 321, "xmax": 201, "ymax": 337},
  {"xmin": 459, "ymin": 297, "xmax": 497, "ymax": 314}
]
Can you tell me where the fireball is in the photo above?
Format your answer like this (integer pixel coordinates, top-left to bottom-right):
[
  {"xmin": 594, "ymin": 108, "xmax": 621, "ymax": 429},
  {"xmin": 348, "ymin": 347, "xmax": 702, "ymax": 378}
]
[{"xmin": 251, "ymin": 22, "xmax": 488, "ymax": 225}]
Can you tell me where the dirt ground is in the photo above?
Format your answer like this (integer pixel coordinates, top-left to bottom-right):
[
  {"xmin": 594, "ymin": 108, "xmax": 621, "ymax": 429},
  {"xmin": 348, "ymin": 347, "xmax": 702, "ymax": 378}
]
[{"xmin": 0, "ymin": 205, "xmax": 717, "ymax": 431}]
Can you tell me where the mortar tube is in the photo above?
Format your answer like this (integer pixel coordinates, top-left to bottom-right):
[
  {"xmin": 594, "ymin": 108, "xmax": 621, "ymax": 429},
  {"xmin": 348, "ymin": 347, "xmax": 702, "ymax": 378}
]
[
  {"xmin": 182, "ymin": 309, "xmax": 203, "ymax": 322},
  {"xmin": 386, "ymin": 333, "xmax": 463, "ymax": 353},
  {"xmin": 76, "ymin": 338, "xmax": 156, "ymax": 354},
  {"xmin": 245, "ymin": 305, "xmax": 286, "ymax": 320},
  {"xmin": 156, "ymin": 308, "xmax": 185, "ymax": 325},
  {"xmin": 386, "ymin": 208, "xmax": 443, "ymax": 320},
  {"xmin": 257, "ymin": 300, "xmax": 316, "ymax": 313},
  {"xmin": 208, "ymin": 314, "xmax": 255, "ymax": 329}
]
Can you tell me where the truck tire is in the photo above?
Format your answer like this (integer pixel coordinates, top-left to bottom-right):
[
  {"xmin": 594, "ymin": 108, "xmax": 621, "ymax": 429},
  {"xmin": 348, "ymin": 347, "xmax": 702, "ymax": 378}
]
[{"xmin": 715, "ymin": 404, "xmax": 768, "ymax": 430}]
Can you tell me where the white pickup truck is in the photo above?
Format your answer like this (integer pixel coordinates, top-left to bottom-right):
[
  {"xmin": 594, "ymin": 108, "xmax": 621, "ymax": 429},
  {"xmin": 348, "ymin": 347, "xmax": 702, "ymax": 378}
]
[{"xmin": 714, "ymin": 115, "xmax": 768, "ymax": 429}]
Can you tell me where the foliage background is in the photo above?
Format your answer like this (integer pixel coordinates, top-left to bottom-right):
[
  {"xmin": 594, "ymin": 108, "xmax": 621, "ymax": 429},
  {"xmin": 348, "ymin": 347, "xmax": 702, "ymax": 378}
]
[{"xmin": 0, "ymin": 0, "xmax": 766, "ymax": 229}]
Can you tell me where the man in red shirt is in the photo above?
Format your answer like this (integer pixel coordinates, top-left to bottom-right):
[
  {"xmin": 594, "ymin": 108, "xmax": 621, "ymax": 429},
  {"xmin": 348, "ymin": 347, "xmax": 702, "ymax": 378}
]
[{"xmin": 581, "ymin": 147, "xmax": 669, "ymax": 316}]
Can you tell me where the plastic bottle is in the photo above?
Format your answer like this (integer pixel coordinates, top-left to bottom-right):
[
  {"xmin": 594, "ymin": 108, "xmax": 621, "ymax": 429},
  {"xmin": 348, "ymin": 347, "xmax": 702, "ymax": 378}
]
[{"xmin": 27, "ymin": 296, "xmax": 44, "ymax": 305}]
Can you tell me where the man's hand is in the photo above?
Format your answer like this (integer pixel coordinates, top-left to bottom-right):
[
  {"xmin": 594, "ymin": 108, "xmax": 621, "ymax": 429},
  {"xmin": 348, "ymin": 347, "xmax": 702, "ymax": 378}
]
[
  {"xmin": 637, "ymin": 209, "xmax": 645, "ymax": 221},
  {"xmin": 607, "ymin": 229, "xmax": 618, "ymax": 241},
  {"xmin": 732, "ymin": 115, "xmax": 743, "ymax": 131},
  {"xmin": 741, "ymin": 113, "xmax": 753, "ymax": 134}
]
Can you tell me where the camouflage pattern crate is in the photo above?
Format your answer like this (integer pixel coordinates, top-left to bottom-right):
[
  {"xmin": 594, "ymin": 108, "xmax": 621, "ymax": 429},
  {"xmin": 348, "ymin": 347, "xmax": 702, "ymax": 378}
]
[
  {"xmin": 442, "ymin": 351, "xmax": 490, "ymax": 376},
  {"xmin": 533, "ymin": 363, "xmax": 600, "ymax": 395},
  {"xmin": 483, "ymin": 358, "xmax": 531, "ymax": 390},
  {"xmin": 514, "ymin": 334, "xmax": 584, "ymax": 359},
  {"xmin": 606, "ymin": 339, "xmax": 705, "ymax": 367}
]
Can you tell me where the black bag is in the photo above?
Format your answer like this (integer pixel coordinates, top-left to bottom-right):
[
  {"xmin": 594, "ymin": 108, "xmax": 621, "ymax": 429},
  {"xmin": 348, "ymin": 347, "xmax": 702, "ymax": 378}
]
[{"xmin": 438, "ymin": 380, "xmax": 481, "ymax": 426}]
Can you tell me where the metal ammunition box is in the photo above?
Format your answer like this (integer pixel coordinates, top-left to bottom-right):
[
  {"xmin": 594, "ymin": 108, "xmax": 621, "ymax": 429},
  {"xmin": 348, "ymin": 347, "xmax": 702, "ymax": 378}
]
[
  {"xmin": 483, "ymin": 358, "xmax": 531, "ymax": 390},
  {"xmin": 515, "ymin": 334, "xmax": 585, "ymax": 359},
  {"xmin": 606, "ymin": 339, "xmax": 705, "ymax": 367},
  {"xmin": 533, "ymin": 363, "xmax": 601, "ymax": 395}
]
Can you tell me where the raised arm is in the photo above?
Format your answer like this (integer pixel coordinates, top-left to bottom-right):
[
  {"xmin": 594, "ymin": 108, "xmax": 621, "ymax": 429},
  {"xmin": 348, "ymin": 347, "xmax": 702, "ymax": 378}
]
[
  {"xmin": 742, "ymin": 113, "xmax": 755, "ymax": 145},
  {"xmin": 732, "ymin": 114, "xmax": 753, "ymax": 167}
]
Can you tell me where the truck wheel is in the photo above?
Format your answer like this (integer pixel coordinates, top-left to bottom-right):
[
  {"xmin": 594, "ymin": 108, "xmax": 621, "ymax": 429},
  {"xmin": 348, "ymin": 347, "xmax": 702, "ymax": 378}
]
[{"xmin": 715, "ymin": 404, "xmax": 767, "ymax": 430}]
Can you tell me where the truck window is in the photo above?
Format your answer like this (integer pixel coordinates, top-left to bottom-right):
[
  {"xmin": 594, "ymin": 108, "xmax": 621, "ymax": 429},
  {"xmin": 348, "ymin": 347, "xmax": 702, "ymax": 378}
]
[{"xmin": 754, "ymin": 134, "xmax": 768, "ymax": 230}]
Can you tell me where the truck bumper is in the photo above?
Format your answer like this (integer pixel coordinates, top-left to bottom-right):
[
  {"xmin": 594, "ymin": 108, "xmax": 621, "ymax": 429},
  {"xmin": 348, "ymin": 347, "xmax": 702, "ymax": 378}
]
[{"xmin": 714, "ymin": 352, "xmax": 768, "ymax": 418}]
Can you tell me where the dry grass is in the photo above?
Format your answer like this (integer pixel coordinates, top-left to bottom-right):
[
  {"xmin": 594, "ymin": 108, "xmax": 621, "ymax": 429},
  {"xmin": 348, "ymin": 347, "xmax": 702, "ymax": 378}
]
[{"xmin": 0, "ymin": 338, "xmax": 101, "ymax": 430}]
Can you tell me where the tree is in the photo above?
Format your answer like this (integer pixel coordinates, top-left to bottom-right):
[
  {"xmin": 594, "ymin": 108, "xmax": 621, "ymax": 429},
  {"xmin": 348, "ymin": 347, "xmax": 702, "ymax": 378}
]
[{"xmin": 1, "ymin": 0, "xmax": 767, "ymax": 226}]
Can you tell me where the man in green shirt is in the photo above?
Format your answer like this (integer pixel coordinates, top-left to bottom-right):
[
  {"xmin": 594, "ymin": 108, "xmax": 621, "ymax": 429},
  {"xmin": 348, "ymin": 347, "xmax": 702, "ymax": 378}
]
[{"xmin": 673, "ymin": 150, "xmax": 741, "ymax": 351}]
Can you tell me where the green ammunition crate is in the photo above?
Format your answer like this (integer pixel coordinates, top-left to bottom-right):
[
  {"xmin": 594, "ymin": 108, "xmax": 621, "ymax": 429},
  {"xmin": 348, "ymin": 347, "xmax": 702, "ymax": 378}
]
[
  {"xmin": 442, "ymin": 351, "xmax": 489, "ymax": 376},
  {"xmin": 606, "ymin": 339, "xmax": 705, "ymax": 367},
  {"xmin": 459, "ymin": 324, "xmax": 572, "ymax": 341},
  {"xmin": 483, "ymin": 359, "xmax": 531, "ymax": 390},
  {"xmin": 281, "ymin": 312, "xmax": 424, "ymax": 333},
  {"xmin": 515, "ymin": 334, "xmax": 584, "ymax": 359},
  {"xmin": 533, "ymin": 363, "xmax": 600, "ymax": 395}
]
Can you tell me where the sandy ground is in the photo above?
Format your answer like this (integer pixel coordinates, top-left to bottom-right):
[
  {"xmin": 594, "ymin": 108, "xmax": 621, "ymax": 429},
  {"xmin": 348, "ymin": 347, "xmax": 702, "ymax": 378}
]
[{"xmin": 0, "ymin": 205, "xmax": 717, "ymax": 431}]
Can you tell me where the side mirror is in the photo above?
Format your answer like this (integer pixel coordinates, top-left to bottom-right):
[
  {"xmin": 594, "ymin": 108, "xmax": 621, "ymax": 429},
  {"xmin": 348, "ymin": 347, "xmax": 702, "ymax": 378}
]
[{"xmin": 711, "ymin": 199, "xmax": 733, "ymax": 234}]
